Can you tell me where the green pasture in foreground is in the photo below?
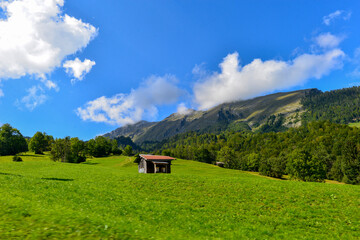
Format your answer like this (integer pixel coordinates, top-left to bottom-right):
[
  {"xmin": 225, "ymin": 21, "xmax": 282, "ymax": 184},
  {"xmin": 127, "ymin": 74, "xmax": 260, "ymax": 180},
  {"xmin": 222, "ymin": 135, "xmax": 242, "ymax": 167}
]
[{"xmin": 0, "ymin": 154, "xmax": 359, "ymax": 239}]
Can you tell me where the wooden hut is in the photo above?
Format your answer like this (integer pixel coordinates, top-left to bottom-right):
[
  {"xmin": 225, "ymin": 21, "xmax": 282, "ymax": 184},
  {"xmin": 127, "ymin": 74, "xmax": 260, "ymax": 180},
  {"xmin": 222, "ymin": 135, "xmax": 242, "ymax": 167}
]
[{"xmin": 138, "ymin": 154, "xmax": 175, "ymax": 174}]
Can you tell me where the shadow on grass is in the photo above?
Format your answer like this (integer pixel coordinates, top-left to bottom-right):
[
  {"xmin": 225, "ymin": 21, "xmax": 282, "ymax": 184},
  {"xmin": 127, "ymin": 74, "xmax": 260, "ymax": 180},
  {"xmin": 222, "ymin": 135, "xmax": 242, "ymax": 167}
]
[
  {"xmin": 41, "ymin": 177, "xmax": 74, "ymax": 182},
  {"xmin": 19, "ymin": 154, "xmax": 44, "ymax": 158},
  {"xmin": 0, "ymin": 172, "xmax": 23, "ymax": 177},
  {"xmin": 81, "ymin": 162, "xmax": 99, "ymax": 165}
]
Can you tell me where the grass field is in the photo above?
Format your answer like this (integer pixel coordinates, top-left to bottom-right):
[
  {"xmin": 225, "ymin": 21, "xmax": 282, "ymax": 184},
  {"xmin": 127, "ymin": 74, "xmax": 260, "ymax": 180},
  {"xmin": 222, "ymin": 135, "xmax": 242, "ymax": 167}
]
[{"xmin": 0, "ymin": 153, "xmax": 359, "ymax": 239}]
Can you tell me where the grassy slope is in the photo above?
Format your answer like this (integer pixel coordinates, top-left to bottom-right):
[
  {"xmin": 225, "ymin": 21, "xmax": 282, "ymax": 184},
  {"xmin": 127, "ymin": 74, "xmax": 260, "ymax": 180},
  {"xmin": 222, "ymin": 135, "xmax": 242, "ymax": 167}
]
[{"xmin": 0, "ymin": 154, "xmax": 359, "ymax": 239}]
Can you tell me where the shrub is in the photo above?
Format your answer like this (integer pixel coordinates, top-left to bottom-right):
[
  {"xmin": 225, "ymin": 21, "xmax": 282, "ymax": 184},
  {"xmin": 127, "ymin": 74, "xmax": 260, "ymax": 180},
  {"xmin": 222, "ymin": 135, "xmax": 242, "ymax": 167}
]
[
  {"xmin": 133, "ymin": 154, "xmax": 141, "ymax": 164},
  {"xmin": 13, "ymin": 155, "xmax": 23, "ymax": 162},
  {"xmin": 218, "ymin": 147, "xmax": 237, "ymax": 169},
  {"xmin": 111, "ymin": 139, "xmax": 122, "ymax": 155},
  {"xmin": 194, "ymin": 148, "xmax": 214, "ymax": 164},
  {"xmin": 51, "ymin": 137, "xmax": 86, "ymax": 163},
  {"xmin": 328, "ymin": 156, "xmax": 343, "ymax": 181},
  {"xmin": 287, "ymin": 149, "xmax": 327, "ymax": 182},
  {"xmin": 259, "ymin": 156, "xmax": 285, "ymax": 178},
  {"xmin": 0, "ymin": 124, "xmax": 28, "ymax": 156},
  {"xmin": 123, "ymin": 145, "xmax": 133, "ymax": 156},
  {"xmin": 246, "ymin": 153, "xmax": 260, "ymax": 172},
  {"xmin": 341, "ymin": 140, "xmax": 360, "ymax": 184},
  {"xmin": 29, "ymin": 132, "xmax": 53, "ymax": 154}
]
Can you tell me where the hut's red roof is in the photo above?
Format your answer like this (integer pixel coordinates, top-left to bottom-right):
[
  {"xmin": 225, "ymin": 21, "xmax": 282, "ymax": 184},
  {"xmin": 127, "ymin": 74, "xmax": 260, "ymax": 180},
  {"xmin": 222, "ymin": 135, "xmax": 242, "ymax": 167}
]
[{"xmin": 140, "ymin": 155, "xmax": 175, "ymax": 160}]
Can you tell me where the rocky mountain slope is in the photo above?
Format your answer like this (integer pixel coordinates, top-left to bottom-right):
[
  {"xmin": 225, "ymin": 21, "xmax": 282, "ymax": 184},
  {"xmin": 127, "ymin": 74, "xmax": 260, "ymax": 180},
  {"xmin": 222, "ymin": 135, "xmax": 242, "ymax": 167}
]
[{"xmin": 104, "ymin": 89, "xmax": 311, "ymax": 143}]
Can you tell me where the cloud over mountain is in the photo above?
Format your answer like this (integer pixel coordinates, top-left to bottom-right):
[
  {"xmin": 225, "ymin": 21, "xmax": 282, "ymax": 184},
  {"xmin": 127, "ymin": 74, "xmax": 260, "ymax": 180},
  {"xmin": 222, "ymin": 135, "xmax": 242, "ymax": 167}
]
[
  {"xmin": 77, "ymin": 75, "xmax": 183, "ymax": 125},
  {"xmin": 193, "ymin": 37, "xmax": 345, "ymax": 110}
]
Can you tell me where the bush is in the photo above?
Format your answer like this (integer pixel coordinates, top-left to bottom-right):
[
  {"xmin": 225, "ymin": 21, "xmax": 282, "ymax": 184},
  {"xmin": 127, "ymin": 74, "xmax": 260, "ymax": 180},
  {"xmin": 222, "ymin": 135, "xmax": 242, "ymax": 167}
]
[
  {"xmin": 329, "ymin": 156, "xmax": 343, "ymax": 181},
  {"xmin": 218, "ymin": 147, "xmax": 237, "ymax": 169},
  {"xmin": 287, "ymin": 149, "xmax": 327, "ymax": 182},
  {"xmin": 259, "ymin": 156, "xmax": 285, "ymax": 178},
  {"xmin": 246, "ymin": 153, "xmax": 260, "ymax": 172},
  {"xmin": 0, "ymin": 124, "xmax": 28, "ymax": 156},
  {"xmin": 111, "ymin": 139, "xmax": 122, "ymax": 155},
  {"xmin": 341, "ymin": 140, "xmax": 360, "ymax": 184},
  {"xmin": 194, "ymin": 148, "xmax": 214, "ymax": 164},
  {"xmin": 51, "ymin": 137, "xmax": 86, "ymax": 163},
  {"xmin": 29, "ymin": 132, "xmax": 53, "ymax": 154},
  {"xmin": 87, "ymin": 136, "xmax": 112, "ymax": 157},
  {"xmin": 123, "ymin": 145, "xmax": 133, "ymax": 156},
  {"xmin": 133, "ymin": 154, "xmax": 141, "ymax": 164},
  {"xmin": 13, "ymin": 155, "xmax": 23, "ymax": 162}
]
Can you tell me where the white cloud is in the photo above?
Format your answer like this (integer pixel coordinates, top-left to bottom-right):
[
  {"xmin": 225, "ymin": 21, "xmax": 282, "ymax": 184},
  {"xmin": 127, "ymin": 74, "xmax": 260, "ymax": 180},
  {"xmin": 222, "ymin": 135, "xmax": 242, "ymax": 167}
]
[
  {"xmin": 19, "ymin": 86, "xmax": 47, "ymax": 111},
  {"xmin": 77, "ymin": 75, "xmax": 183, "ymax": 125},
  {"xmin": 192, "ymin": 63, "xmax": 208, "ymax": 78},
  {"xmin": 323, "ymin": 10, "xmax": 351, "ymax": 26},
  {"xmin": 41, "ymin": 79, "xmax": 58, "ymax": 91},
  {"xmin": 0, "ymin": 0, "xmax": 97, "ymax": 80},
  {"xmin": 176, "ymin": 103, "xmax": 193, "ymax": 115},
  {"xmin": 315, "ymin": 33, "xmax": 344, "ymax": 49},
  {"xmin": 194, "ymin": 48, "xmax": 345, "ymax": 110},
  {"xmin": 63, "ymin": 58, "xmax": 96, "ymax": 84}
]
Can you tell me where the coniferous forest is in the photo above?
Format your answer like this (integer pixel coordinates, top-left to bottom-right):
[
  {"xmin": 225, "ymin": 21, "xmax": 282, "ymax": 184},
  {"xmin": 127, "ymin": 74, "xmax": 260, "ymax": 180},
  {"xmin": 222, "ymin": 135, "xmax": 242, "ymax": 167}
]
[
  {"xmin": 302, "ymin": 87, "xmax": 360, "ymax": 124},
  {"xmin": 151, "ymin": 121, "xmax": 360, "ymax": 184}
]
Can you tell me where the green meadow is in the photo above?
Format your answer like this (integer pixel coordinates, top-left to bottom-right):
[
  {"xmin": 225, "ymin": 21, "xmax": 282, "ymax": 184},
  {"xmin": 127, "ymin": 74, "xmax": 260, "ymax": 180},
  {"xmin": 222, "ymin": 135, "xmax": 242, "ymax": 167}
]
[{"xmin": 0, "ymin": 154, "xmax": 359, "ymax": 239}]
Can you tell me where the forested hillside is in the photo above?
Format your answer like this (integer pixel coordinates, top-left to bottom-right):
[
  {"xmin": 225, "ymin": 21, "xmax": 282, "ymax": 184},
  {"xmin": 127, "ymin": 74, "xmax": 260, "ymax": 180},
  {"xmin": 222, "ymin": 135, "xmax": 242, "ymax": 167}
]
[
  {"xmin": 151, "ymin": 121, "xmax": 360, "ymax": 184},
  {"xmin": 302, "ymin": 87, "xmax": 360, "ymax": 124}
]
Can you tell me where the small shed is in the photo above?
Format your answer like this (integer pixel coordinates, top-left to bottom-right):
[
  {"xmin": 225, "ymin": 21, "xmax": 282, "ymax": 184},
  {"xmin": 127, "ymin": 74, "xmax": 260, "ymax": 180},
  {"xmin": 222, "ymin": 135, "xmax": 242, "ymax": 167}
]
[
  {"xmin": 216, "ymin": 162, "xmax": 225, "ymax": 168},
  {"xmin": 138, "ymin": 154, "xmax": 175, "ymax": 174}
]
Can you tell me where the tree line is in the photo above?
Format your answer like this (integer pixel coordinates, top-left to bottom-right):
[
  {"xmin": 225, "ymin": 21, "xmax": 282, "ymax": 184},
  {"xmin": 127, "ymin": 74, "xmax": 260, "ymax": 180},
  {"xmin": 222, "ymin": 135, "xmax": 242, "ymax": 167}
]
[
  {"xmin": 302, "ymin": 87, "xmax": 360, "ymax": 124},
  {"xmin": 0, "ymin": 124, "xmax": 134, "ymax": 163},
  {"xmin": 152, "ymin": 121, "xmax": 360, "ymax": 184}
]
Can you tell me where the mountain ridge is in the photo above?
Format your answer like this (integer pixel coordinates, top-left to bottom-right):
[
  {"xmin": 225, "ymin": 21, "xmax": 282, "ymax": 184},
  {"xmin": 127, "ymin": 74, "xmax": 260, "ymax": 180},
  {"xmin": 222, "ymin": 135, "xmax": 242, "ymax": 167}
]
[{"xmin": 104, "ymin": 89, "xmax": 312, "ymax": 143}]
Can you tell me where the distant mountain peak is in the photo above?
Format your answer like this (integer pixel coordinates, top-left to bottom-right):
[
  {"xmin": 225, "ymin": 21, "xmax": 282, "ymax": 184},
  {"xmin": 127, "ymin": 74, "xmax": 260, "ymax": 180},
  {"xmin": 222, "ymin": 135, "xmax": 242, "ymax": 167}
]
[{"xmin": 104, "ymin": 89, "xmax": 312, "ymax": 143}]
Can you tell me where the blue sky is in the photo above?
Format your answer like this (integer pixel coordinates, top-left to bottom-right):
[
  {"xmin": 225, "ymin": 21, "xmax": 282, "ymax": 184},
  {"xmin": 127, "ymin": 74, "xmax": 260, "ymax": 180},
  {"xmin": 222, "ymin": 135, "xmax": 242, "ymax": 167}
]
[{"xmin": 0, "ymin": 0, "xmax": 359, "ymax": 140}]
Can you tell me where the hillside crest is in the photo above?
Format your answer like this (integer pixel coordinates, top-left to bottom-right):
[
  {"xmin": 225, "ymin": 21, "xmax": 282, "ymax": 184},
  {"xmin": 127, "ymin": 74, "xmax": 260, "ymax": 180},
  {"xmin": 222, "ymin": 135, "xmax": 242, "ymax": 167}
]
[{"xmin": 104, "ymin": 89, "xmax": 313, "ymax": 143}]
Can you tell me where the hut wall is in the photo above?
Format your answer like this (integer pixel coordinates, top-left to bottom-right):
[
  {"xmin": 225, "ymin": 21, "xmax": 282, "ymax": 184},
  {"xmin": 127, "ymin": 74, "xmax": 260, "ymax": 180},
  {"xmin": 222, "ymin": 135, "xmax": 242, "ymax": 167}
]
[
  {"xmin": 138, "ymin": 159, "xmax": 146, "ymax": 173},
  {"xmin": 146, "ymin": 161, "xmax": 154, "ymax": 173}
]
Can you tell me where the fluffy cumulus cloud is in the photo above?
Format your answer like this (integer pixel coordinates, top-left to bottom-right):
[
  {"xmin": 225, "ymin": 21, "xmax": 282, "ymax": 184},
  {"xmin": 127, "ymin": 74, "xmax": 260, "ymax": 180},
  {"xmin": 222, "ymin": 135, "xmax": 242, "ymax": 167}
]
[
  {"xmin": 77, "ymin": 75, "xmax": 183, "ymax": 125},
  {"xmin": 63, "ymin": 58, "xmax": 96, "ymax": 84},
  {"xmin": 315, "ymin": 33, "xmax": 344, "ymax": 49},
  {"xmin": 0, "ymin": 0, "xmax": 97, "ymax": 98},
  {"xmin": 323, "ymin": 10, "xmax": 351, "ymax": 26},
  {"xmin": 193, "ymin": 37, "xmax": 345, "ymax": 110}
]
